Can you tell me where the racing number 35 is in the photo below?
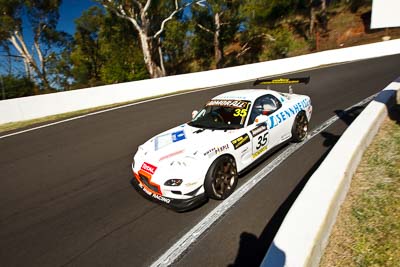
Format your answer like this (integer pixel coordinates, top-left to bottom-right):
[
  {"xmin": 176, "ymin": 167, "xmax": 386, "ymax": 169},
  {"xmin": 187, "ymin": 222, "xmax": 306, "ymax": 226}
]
[
  {"xmin": 233, "ymin": 108, "xmax": 247, "ymax": 117},
  {"xmin": 256, "ymin": 132, "xmax": 268, "ymax": 149}
]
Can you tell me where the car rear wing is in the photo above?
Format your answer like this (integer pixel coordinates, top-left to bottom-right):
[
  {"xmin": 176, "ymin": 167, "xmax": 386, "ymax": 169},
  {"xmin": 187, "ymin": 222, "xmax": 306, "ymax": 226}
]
[{"xmin": 253, "ymin": 76, "xmax": 310, "ymax": 94}]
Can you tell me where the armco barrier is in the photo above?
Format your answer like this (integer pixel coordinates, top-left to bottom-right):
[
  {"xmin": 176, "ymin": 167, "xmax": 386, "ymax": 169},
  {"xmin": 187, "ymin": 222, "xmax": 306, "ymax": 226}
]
[
  {"xmin": 261, "ymin": 76, "xmax": 400, "ymax": 267},
  {"xmin": 1, "ymin": 39, "xmax": 400, "ymax": 124}
]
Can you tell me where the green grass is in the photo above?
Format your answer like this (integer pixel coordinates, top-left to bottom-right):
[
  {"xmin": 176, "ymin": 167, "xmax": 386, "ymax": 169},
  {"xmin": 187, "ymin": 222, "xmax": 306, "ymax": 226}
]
[{"xmin": 320, "ymin": 105, "xmax": 400, "ymax": 267}]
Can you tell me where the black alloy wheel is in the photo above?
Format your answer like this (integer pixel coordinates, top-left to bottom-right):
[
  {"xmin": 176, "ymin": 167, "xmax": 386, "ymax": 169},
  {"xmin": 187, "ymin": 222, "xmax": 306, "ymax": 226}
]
[
  {"xmin": 204, "ymin": 155, "xmax": 238, "ymax": 200},
  {"xmin": 292, "ymin": 112, "xmax": 309, "ymax": 142}
]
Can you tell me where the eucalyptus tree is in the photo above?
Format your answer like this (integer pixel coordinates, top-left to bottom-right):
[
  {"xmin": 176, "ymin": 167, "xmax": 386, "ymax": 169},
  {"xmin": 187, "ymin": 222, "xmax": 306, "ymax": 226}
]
[
  {"xmin": 0, "ymin": 0, "xmax": 71, "ymax": 90},
  {"xmin": 191, "ymin": 0, "xmax": 241, "ymax": 69},
  {"xmin": 71, "ymin": 5, "xmax": 148, "ymax": 88},
  {"xmin": 100, "ymin": 0, "xmax": 207, "ymax": 78},
  {"xmin": 71, "ymin": 6, "xmax": 106, "ymax": 87}
]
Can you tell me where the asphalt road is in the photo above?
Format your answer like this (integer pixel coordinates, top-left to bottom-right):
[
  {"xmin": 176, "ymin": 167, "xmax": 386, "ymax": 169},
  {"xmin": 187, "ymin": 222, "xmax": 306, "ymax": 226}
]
[{"xmin": 0, "ymin": 54, "xmax": 399, "ymax": 267}]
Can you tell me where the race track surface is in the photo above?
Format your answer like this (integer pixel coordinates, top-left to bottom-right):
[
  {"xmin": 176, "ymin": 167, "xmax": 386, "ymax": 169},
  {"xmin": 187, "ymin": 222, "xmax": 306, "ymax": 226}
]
[{"xmin": 1, "ymin": 54, "xmax": 399, "ymax": 267}]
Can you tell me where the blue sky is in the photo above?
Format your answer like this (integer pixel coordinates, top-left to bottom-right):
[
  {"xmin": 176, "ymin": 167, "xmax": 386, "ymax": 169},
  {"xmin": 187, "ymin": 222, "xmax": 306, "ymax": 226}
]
[
  {"xmin": 0, "ymin": 0, "xmax": 100, "ymax": 74},
  {"xmin": 21, "ymin": 0, "xmax": 100, "ymax": 47},
  {"xmin": 58, "ymin": 0, "xmax": 101, "ymax": 34}
]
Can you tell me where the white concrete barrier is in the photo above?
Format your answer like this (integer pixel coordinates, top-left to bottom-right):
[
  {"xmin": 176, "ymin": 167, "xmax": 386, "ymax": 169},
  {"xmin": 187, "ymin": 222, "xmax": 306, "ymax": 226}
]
[
  {"xmin": 1, "ymin": 39, "xmax": 400, "ymax": 124},
  {"xmin": 261, "ymin": 76, "xmax": 400, "ymax": 267}
]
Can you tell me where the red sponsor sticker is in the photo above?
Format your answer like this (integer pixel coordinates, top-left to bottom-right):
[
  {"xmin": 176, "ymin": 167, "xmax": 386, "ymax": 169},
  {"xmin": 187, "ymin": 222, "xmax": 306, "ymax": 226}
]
[{"xmin": 141, "ymin": 162, "xmax": 157, "ymax": 175}]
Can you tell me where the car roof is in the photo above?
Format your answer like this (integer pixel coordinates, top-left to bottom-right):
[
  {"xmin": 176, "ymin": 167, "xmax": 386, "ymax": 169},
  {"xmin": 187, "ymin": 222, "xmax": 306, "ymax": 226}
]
[{"xmin": 211, "ymin": 89, "xmax": 280, "ymax": 102}]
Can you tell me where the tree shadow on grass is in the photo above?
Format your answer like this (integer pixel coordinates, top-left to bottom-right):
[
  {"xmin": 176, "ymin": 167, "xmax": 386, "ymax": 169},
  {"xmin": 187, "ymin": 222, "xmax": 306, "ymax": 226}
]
[{"xmin": 388, "ymin": 104, "xmax": 400, "ymax": 125}]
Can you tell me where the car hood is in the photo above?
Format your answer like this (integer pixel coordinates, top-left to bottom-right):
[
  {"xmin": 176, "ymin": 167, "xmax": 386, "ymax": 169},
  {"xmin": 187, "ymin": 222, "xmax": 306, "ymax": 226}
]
[{"xmin": 135, "ymin": 124, "xmax": 235, "ymax": 165}]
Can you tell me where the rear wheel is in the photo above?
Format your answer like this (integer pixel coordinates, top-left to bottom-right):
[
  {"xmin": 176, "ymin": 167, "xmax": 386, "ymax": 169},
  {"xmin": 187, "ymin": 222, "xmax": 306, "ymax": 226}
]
[
  {"xmin": 291, "ymin": 112, "xmax": 309, "ymax": 142},
  {"xmin": 204, "ymin": 155, "xmax": 238, "ymax": 200}
]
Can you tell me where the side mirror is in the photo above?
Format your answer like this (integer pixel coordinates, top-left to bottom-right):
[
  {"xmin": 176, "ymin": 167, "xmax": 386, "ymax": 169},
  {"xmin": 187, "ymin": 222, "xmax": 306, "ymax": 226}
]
[{"xmin": 192, "ymin": 110, "xmax": 199, "ymax": 119}]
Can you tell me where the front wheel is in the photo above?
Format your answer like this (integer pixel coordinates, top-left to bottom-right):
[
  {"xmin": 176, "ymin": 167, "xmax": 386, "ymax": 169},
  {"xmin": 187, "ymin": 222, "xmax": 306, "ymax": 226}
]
[
  {"xmin": 204, "ymin": 155, "xmax": 238, "ymax": 200},
  {"xmin": 291, "ymin": 112, "xmax": 309, "ymax": 142}
]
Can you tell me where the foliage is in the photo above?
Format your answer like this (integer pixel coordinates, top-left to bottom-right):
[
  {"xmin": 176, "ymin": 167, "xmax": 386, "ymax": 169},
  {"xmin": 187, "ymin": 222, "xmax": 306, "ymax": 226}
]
[
  {"xmin": 0, "ymin": 0, "xmax": 72, "ymax": 90},
  {"xmin": 0, "ymin": 75, "xmax": 36, "ymax": 99},
  {"xmin": 70, "ymin": 6, "xmax": 148, "ymax": 89},
  {"xmin": 267, "ymin": 28, "xmax": 294, "ymax": 60},
  {"xmin": 0, "ymin": 0, "xmax": 381, "ymax": 95}
]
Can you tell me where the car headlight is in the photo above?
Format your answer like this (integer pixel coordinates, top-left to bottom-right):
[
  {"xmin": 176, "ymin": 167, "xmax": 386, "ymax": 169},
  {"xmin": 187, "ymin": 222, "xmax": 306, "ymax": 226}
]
[{"xmin": 164, "ymin": 179, "xmax": 183, "ymax": 186}]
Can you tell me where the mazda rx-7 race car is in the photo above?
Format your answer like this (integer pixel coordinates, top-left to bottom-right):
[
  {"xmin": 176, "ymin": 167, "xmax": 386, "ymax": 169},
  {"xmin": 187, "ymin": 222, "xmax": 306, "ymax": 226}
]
[{"xmin": 131, "ymin": 77, "xmax": 312, "ymax": 211}]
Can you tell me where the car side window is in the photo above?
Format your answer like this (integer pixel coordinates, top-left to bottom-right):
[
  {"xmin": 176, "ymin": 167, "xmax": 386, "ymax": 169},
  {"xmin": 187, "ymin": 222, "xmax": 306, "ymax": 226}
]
[{"xmin": 248, "ymin": 94, "xmax": 282, "ymax": 126}]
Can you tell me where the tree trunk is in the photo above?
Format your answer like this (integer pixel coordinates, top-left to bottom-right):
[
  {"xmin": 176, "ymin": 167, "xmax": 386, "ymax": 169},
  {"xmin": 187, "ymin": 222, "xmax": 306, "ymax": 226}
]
[
  {"xmin": 309, "ymin": 6, "xmax": 316, "ymax": 38},
  {"xmin": 320, "ymin": 0, "xmax": 328, "ymax": 32},
  {"xmin": 138, "ymin": 31, "xmax": 165, "ymax": 78},
  {"xmin": 214, "ymin": 12, "xmax": 223, "ymax": 69},
  {"xmin": 9, "ymin": 32, "xmax": 51, "ymax": 89}
]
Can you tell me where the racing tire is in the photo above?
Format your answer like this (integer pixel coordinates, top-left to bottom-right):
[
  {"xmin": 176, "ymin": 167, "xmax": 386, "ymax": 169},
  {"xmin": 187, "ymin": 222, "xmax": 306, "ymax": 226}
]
[
  {"xmin": 291, "ymin": 112, "xmax": 309, "ymax": 142},
  {"xmin": 204, "ymin": 155, "xmax": 238, "ymax": 200}
]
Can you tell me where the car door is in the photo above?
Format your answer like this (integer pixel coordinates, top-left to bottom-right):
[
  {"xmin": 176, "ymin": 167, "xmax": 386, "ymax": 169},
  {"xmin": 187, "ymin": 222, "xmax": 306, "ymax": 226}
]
[{"xmin": 246, "ymin": 94, "xmax": 282, "ymax": 160}]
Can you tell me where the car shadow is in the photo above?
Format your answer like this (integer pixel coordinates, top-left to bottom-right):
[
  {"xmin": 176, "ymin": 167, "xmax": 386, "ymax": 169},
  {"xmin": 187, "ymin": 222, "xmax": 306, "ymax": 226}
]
[
  {"xmin": 227, "ymin": 101, "xmax": 373, "ymax": 266},
  {"xmin": 228, "ymin": 145, "xmax": 333, "ymax": 267}
]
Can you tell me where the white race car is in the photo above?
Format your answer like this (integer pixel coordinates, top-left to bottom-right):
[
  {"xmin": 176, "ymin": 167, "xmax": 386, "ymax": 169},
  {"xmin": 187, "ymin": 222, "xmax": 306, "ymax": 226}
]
[{"xmin": 131, "ymin": 78, "xmax": 312, "ymax": 211}]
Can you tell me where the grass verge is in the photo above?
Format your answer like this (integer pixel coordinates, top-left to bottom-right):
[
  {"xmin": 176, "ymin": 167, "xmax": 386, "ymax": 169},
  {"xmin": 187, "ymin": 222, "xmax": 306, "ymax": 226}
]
[{"xmin": 320, "ymin": 105, "xmax": 400, "ymax": 267}]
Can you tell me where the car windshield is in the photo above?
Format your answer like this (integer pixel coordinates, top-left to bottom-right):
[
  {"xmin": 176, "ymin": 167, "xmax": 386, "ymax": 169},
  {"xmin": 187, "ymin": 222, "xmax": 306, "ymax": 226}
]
[{"xmin": 188, "ymin": 99, "xmax": 251, "ymax": 130}]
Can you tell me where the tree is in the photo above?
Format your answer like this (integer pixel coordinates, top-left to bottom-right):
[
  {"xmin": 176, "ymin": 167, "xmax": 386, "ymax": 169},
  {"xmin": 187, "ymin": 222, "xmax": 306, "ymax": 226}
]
[
  {"xmin": 71, "ymin": 6, "xmax": 106, "ymax": 87},
  {"xmin": 191, "ymin": 0, "xmax": 241, "ymax": 69},
  {"xmin": 238, "ymin": 0, "xmax": 303, "ymax": 61},
  {"xmin": 158, "ymin": 19, "xmax": 191, "ymax": 75},
  {"xmin": 70, "ymin": 6, "xmax": 148, "ymax": 88},
  {"xmin": 99, "ymin": 11, "xmax": 149, "ymax": 83},
  {"xmin": 0, "ymin": 74, "xmax": 36, "ymax": 99},
  {"xmin": 0, "ymin": 0, "xmax": 72, "ymax": 90},
  {"xmin": 100, "ymin": 0, "xmax": 206, "ymax": 78}
]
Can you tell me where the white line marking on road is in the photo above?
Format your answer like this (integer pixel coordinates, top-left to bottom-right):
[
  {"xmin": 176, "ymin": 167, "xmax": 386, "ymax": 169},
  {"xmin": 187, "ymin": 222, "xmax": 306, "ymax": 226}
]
[
  {"xmin": 0, "ymin": 60, "xmax": 360, "ymax": 140},
  {"xmin": 0, "ymin": 87, "xmax": 220, "ymax": 140},
  {"xmin": 150, "ymin": 93, "xmax": 378, "ymax": 267}
]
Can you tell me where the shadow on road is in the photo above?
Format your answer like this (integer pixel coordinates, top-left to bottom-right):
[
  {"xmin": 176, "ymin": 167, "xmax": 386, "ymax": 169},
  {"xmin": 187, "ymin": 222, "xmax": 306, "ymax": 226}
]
[
  {"xmin": 229, "ymin": 102, "xmax": 373, "ymax": 266},
  {"xmin": 228, "ymin": 146, "xmax": 332, "ymax": 267}
]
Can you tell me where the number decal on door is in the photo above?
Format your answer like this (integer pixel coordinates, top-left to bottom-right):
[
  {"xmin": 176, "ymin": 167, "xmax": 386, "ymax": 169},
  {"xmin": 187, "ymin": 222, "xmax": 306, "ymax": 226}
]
[{"xmin": 256, "ymin": 132, "xmax": 268, "ymax": 149}]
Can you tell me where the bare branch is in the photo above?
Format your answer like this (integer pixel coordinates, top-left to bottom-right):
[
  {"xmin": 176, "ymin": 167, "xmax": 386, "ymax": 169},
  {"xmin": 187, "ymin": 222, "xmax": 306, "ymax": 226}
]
[
  {"xmin": 197, "ymin": 23, "xmax": 213, "ymax": 34},
  {"xmin": 102, "ymin": 2, "xmax": 142, "ymax": 32},
  {"xmin": 236, "ymin": 47, "xmax": 251, "ymax": 58},
  {"xmin": 237, "ymin": 34, "xmax": 275, "ymax": 58},
  {"xmin": 9, "ymin": 32, "xmax": 36, "ymax": 77},
  {"xmin": 153, "ymin": 0, "xmax": 204, "ymax": 39},
  {"xmin": 142, "ymin": 0, "xmax": 151, "ymax": 14},
  {"xmin": 33, "ymin": 38, "xmax": 44, "ymax": 73}
]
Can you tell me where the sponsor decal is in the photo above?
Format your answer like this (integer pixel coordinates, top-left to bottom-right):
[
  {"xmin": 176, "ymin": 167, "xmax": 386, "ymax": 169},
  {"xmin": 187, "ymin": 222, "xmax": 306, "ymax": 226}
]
[
  {"xmin": 217, "ymin": 95, "xmax": 248, "ymax": 100},
  {"xmin": 250, "ymin": 123, "xmax": 268, "ymax": 137},
  {"xmin": 240, "ymin": 147, "xmax": 249, "ymax": 155},
  {"xmin": 252, "ymin": 146, "xmax": 267, "ymax": 158},
  {"xmin": 204, "ymin": 144, "xmax": 229, "ymax": 157},
  {"xmin": 138, "ymin": 182, "xmax": 171, "ymax": 204},
  {"xmin": 141, "ymin": 162, "xmax": 157, "ymax": 175},
  {"xmin": 172, "ymin": 130, "xmax": 186, "ymax": 142},
  {"xmin": 159, "ymin": 150, "xmax": 184, "ymax": 162},
  {"xmin": 206, "ymin": 99, "xmax": 248, "ymax": 109},
  {"xmin": 256, "ymin": 77, "xmax": 309, "ymax": 85},
  {"xmin": 231, "ymin": 134, "xmax": 250, "ymax": 150},
  {"xmin": 155, "ymin": 130, "xmax": 186, "ymax": 150},
  {"xmin": 268, "ymin": 98, "xmax": 311, "ymax": 129}
]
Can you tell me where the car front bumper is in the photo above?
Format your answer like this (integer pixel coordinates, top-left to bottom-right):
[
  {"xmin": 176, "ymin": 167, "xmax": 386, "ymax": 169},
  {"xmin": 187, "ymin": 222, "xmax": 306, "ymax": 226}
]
[{"xmin": 131, "ymin": 176, "xmax": 207, "ymax": 212}]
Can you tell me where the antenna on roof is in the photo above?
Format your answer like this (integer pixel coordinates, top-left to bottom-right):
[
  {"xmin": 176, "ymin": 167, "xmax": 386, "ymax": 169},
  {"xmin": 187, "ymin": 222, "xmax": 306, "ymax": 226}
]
[{"xmin": 253, "ymin": 77, "xmax": 310, "ymax": 94}]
